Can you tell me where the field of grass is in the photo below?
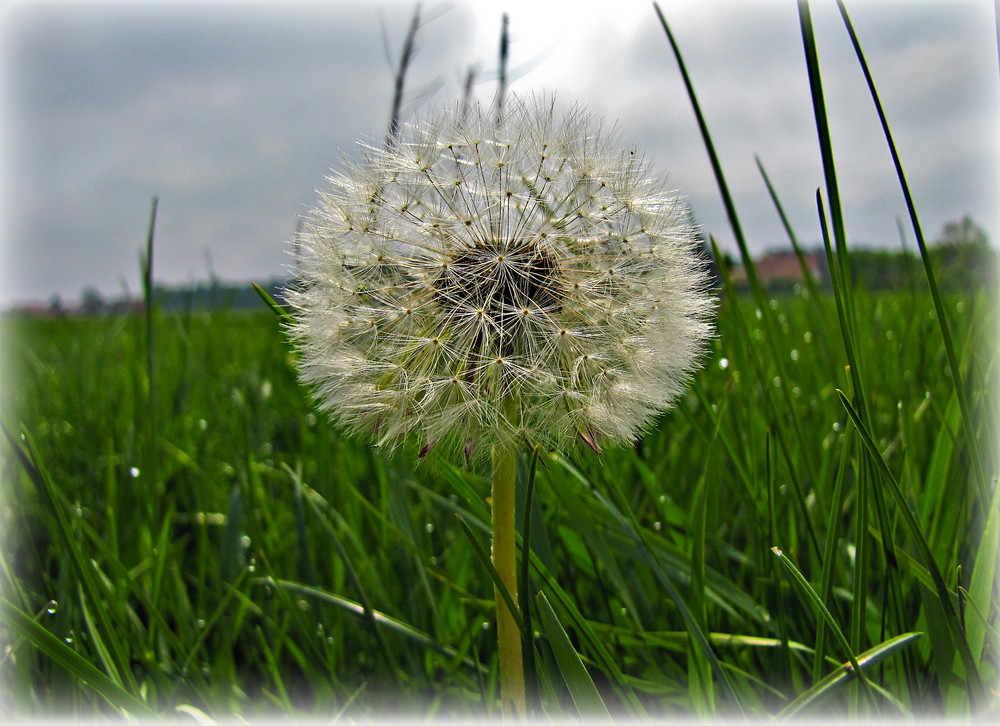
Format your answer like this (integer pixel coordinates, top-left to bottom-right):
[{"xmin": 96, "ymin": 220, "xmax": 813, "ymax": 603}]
[
  {"xmin": 1, "ymin": 270, "xmax": 996, "ymax": 720},
  {"xmin": 1, "ymin": 2, "xmax": 998, "ymax": 721}
]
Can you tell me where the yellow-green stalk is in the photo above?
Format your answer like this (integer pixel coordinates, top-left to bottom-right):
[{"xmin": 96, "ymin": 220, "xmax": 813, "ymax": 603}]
[{"xmin": 491, "ymin": 438, "xmax": 524, "ymax": 719}]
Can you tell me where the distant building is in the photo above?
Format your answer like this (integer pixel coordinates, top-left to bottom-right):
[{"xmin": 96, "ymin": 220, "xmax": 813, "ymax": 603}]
[{"xmin": 730, "ymin": 250, "xmax": 824, "ymax": 287}]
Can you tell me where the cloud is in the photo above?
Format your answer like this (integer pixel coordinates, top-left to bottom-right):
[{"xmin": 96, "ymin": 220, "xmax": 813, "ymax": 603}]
[{"xmin": 1, "ymin": 0, "xmax": 996, "ymax": 307}]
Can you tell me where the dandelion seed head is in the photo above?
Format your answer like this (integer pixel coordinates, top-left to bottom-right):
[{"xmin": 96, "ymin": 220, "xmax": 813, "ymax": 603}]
[{"xmin": 286, "ymin": 96, "xmax": 715, "ymax": 461}]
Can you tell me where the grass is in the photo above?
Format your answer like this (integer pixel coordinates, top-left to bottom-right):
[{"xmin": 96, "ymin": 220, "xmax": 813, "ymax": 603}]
[{"xmin": 1, "ymin": 1, "xmax": 997, "ymax": 721}]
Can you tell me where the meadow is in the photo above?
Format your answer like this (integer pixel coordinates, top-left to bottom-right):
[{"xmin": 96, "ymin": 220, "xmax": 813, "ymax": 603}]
[{"xmin": 1, "ymin": 1, "xmax": 998, "ymax": 721}]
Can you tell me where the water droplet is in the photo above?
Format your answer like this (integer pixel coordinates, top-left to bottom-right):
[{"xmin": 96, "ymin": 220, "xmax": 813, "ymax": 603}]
[
  {"xmin": 195, "ymin": 619, "xmax": 206, "ymax": 629},
  {"xmin": 718, "ymin": 357, "xmax": 729, "ymax": 370},
  {"xmin": 198, "ymin": 419, "xmax": 208, "ymax": 430},
  {"xmin": 424, "ymin": 522, "xmax": 434, "ymax": 534},
  {"xmin": 129, "ymin": 467, "xmax": 140, "ymax": 478},
  {"xmin": 653, "ymin": 521, "xmax": 662, "ymax": 532},
  {"xmin": 803, "ymin": 331, "xmax": 813, "ymax": 343},
  {"xmin": 832, "ymin": 422, "xmax": 841, "ymax": 432},
  {"xmin": 45, "ymin": 601, "xmax": 58, "ymax": 615},
  {"xmin": 790, "ymin": 349, "xmax": 799, "ymax": 362},
  {"xmin": 64, "ymin": 635, "xmax": 74, "ymax": 645},
  {"xmin": 240, "ymin": 535, "xmax": 251, "ymax": 548},
  {"xmin": 481, "ymin": 621, "xmax": 491, "ymax": 631}
]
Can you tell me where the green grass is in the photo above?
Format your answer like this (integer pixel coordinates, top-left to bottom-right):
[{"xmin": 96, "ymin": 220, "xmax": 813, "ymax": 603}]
[
  {"xmin": 1, "ymin": 280, "xmax": 995, "ymax": 720},
  {"xmin": 2, "ymin": 2, "xmax": 998, "ymax": 720}
]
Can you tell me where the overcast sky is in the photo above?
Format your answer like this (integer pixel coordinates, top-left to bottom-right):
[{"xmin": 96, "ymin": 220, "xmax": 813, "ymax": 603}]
[{"xmin": 1, "ymin": 0, "xmax": 997, "ymax": 307}]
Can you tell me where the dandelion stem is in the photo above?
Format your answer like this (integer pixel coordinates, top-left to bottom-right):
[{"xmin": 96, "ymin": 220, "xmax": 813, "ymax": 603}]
[{"xmin": 491, "ymin": 434, "xmax": 525, "ymax": 719}]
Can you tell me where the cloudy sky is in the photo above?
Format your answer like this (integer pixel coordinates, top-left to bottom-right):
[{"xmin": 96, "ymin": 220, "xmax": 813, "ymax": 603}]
[{"xmin": 1, "ymin": 0, "xmax": 997, "ymax": 307}]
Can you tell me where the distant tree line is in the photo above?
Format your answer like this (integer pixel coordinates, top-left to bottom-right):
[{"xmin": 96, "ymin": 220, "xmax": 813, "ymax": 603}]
[
  {"xmin": 13, "ymin": 215, "xmax": 994, "ymax": 319},
  {"xmin": 724, "ymin": 215, "xmax": 996, "ymax": 295}
]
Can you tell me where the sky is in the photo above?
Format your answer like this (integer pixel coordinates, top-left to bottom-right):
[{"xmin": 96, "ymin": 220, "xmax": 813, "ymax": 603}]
[{"xmin": 0, "ymin": 0, "xmax": 997, "ymax": 308}]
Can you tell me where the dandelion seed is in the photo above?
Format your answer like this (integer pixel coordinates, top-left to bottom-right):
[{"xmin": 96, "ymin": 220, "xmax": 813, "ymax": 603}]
[{"xmin": 286, "ymin": 96, "xmax": 714, "ymax": 460}]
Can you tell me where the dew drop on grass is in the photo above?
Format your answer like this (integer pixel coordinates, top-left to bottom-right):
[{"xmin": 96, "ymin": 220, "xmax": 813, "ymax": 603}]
[
  {"xmin": 653, "ymin": 521, "xmax": 662, "ymax": 532},
  {"xmin": 195, "ymin": 619, "xmax": 206, "ymax": 629},
  {"xmin": 803, "ymin": 331, "xmax": 813, "ymax": 343},
  {"xmin": 790, "ymin": 349, "xmax": 799, "ymax": 362},
  {"xmin": 240, "ymin": 535, "xmax": 251, "ymax": 548},
  {"xmin": 718, "ymin": 357, "xmax": 729, "ymax": 370},
  {"xmin": 198, "ymin": 419, "xmax": 208, "ymax": 430},
  {"xmin": 481, "ymin": 621, "xmax": 491, "ymax": 631},
  {"xmin": 45, "ymin": 601, "xmax": 58, "ymax": 614},
  {"xmin": 832, "ymin": 422, "xmax": 841, "ymax": 432},
  {"xmin": 425, "ymin": 522, "xmax": 434, "ymax": 534},
  {"xmin": 129, "ymin": 467, "xmax": 140, "ymax": 478}
]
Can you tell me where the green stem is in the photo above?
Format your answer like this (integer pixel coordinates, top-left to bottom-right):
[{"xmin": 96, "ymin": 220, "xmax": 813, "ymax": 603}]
[{"xmin": 492, "ymin": 436, "xmax": 525, "ymax": 719}]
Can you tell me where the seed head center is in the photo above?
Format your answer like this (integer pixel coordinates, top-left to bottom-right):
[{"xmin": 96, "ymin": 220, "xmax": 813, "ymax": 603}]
[{"xmin": 432, "ymin": 241, "xmax": 562, "ymax": 319}]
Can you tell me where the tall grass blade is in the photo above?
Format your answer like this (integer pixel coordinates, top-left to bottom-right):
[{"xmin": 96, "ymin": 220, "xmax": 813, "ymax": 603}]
[
  {"xmin": 798, "ymin": 1, "xmax": 855, "ymax": 331},
  {"xmin": 0, "ymin": 598, "xmax": 158, "ymax": 719},
  {"xmin": 252, "ymin": 282, "xmax": 292, "ymax": 324},
  {"xmin": 776, "ymin": 632, "xmax": 922, "ymax": 720},
  {"xmin": 453, "ymin": 513, "xmax": 523, "ymax": 633},
  {"xmin": 966, "ymin": 477, "xmax": 1000, "ymax": 664},
  {"xmin": 285, "ymin": 464, "xmax": 401, "ymax": 686},
  {"xmin": 535, "ymin": 590, "xmax": 612, "ymax": 718},
  {"xmin": 834, "ymin": 0, "xmax": 990, "ymax": 505},
  {"xmin": 770, "ymin": 547, "xmax": 869, "ymax": 692},
  {"xmin": 520, "ymin": 444, "xmax": 542, "ymax": 715},
  {"xmin": 2, "ymin": 425, "xmax": 140, "ymax": 695},
  {"xmin": 836, "ymin": 390, "xmax": 985, "ymax": 702},
  {"xmin": 556, "ymin": 452, "xmax": 746, "ymax": 716}
]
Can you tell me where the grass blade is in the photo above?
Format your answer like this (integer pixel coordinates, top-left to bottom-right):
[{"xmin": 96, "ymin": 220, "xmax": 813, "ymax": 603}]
[
  {"xmin": 834, "ymin": 0, "xmax": 989, "ymax": 506},
  {"xmin": 836, "ymin": 390, "xmax": 985, "ymax": 702},
  {"xmin": 770, "ymin": 547, "xmax": 868, "ymax": 690},
  {"xmin": 534, "ymin": 590, "xmax": 612, "ymax": 718},
  {"xmin": 0, "ymin": 598, "xmax": 158, "ymax": 719},
  {"xmin": 252, "ymin": 282, "xmax": 292, "ymax": 323},
  {"xmin": 776, "ymin": 632, "xmax": 922, "ymax": 720}
]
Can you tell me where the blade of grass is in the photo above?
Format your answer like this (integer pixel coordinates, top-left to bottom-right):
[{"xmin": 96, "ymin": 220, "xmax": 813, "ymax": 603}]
[
  {"xmin": 813, "ymin": 421, "xmax": 853, "ymax": 683},
  {"xmin": 535, "ymin": 590, "xmax": 612, "ymax": 718},
  {"xmin": 770, "ymin": 547, "xmax": 871, "ymax": 695},
  {"xmin": 453, "ymin": 512, "xmax": 523, "ymax": 634},
  {"xmin": 284, "ymin": 464, "xmax": 401, "ymax": 687},
  {"xmin": 834, "ymin": 0, "xmax": 989, "ymax": 507},
  {"xmin": 555, "ymin": 452, "xmax": 746, "ymax": 717},
  {"xmin": 776, "ymin": 632, "xmax": 922, "ymax": 721},
  {"xmin": 2, "ymin": 425, "xmax": 140, "ymax": 696},
  {"xmin": 754, "ymin": 155, "xmax": 826, "ymax": 307},
  {"xmin": 967, "ymin": 478, "xmax": 1000, "ymax": 664},
  {"xmin": 266, "ymin": 578, "xmax": 486, "ymax": 674},
  {"xmin": 0, "ymin": 598, "xmax": 158, "ymax": 719},
  {"xmin": 520, "ymin": 443, "xmax": 542, "ymax": 716},
  {"xmin": 655, "ymin": 1, "xmax": 822, "ymax": 510},
  {"xmin": 836, "ymin": 389, "xmax": 985, "ymax": 702},
  {"xmin": 252, "ymin": 282, "xmax": 292, "ymax": 324}
]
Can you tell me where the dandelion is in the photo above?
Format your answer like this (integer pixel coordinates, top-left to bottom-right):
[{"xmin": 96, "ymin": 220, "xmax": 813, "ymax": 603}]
[
  {"xmin": 285, "ymin": 95, "xmax": 714, "ymax": 718},
  {"xmin": 287, "ymin": 96, "xmax": 713, "ymax": 460}
]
